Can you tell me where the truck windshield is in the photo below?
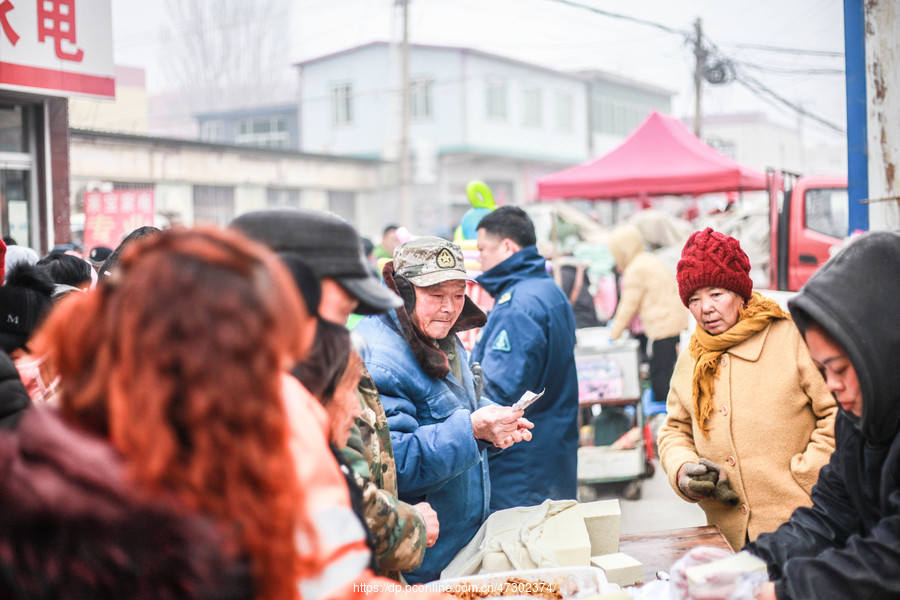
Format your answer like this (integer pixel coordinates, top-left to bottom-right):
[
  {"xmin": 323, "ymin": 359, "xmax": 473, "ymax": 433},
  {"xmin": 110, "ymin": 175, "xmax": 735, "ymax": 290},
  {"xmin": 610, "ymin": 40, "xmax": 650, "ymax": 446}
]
[{"xmin": 805, "ymin": 187, "xmax": 849, "ymax": 239}]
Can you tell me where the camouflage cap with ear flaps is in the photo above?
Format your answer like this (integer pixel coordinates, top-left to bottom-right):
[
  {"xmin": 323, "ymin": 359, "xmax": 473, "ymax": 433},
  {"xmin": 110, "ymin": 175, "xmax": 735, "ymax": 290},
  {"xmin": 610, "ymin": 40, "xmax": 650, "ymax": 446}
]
[{"xmin": 392, "ymin": 236, "xmax": 473, "ymax": 287}]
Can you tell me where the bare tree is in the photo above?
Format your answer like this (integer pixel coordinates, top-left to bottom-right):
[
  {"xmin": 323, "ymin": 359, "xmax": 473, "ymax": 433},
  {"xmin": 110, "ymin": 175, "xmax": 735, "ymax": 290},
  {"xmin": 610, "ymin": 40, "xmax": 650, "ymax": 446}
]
[{"xmin": 161, "ymin": 0, "xmax": 294, "ymax": 112}]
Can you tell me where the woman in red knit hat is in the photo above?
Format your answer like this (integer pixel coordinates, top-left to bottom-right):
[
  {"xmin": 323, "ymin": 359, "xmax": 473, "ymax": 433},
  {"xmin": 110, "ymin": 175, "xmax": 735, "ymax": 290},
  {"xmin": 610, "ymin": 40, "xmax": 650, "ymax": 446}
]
[{"xmin": 657, "ymin": 228, "xmax": 838, "ymax": 551}]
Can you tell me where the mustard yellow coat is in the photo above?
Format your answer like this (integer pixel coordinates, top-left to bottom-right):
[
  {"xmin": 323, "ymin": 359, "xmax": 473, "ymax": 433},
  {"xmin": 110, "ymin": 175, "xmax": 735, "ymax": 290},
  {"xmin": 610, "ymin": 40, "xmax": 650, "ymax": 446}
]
[{"xmin": 658, "ymin": 317, "xmax": 837, "ymax": 550}]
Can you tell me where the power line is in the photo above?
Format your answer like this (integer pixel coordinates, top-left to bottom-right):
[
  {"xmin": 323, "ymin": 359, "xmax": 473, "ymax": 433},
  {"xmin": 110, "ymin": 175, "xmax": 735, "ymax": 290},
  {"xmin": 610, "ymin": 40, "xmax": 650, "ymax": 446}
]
[
  {"xmin": 539, "ymin": 0, "xmax": 845, "ymax": 136},
  {"xmin": 734, "ymin": 69, "xmax": 845, "ymax": 134},
  {"xmin": 737, "ymin": 60, "xmax": 844, "ymax": 76},
  {"xmin": 730, "ymin": 42, "xmax": 843, "ymax": 57},
  {"xmin": 540, "ymin": 0, "xmax": 688, "ymax": 36}
]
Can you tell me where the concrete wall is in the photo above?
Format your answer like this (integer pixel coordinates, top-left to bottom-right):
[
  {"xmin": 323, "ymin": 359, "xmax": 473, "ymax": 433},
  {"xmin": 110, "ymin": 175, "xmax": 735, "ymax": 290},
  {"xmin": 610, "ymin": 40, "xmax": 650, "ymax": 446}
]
[
  {"xmin": 69, "ymin": 66, "xmax": 149, "ymax": 133},
  {"xmin": 69, "ymin": 130, "xmax": 383, "ymax": 234}
]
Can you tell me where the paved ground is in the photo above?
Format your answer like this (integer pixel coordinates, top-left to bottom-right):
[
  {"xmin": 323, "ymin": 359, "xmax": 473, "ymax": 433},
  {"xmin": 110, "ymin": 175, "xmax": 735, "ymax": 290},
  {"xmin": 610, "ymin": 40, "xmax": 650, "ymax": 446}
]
[{"xmin": 619, "ymin": 458, "xmax": 706, "ymax": 535}]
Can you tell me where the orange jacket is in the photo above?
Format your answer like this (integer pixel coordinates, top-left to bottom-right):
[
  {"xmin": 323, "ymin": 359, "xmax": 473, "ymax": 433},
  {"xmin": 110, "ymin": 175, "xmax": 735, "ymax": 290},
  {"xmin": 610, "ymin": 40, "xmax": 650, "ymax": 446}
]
[{"xmin": 282, "ymin": 375, "xmax": 451, "ymax": 600}]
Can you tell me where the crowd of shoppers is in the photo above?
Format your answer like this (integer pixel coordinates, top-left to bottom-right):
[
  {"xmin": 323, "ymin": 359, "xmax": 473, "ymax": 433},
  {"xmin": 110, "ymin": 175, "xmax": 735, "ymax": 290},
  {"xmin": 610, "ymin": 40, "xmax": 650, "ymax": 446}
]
[
  {"xmin": 0, "ymin": 203, "xmax": 879, "ymax": 599},
  {"xmin": 230, "ymin": 209, "xmax": 435, "ymax": 582}
]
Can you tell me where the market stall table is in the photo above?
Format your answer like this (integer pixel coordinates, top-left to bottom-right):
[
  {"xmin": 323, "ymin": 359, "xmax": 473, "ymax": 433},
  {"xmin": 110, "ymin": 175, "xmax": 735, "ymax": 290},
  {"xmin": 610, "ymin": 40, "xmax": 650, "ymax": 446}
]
[{"xmin": 619, "ymin": 525, "xmax": 734, "ymax": 585}]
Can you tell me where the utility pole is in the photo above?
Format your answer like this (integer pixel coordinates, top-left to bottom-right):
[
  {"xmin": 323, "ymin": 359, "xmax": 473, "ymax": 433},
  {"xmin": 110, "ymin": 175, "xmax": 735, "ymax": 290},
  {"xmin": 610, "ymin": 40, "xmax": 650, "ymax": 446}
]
[
  {"xmin": 398, "ymin": 0, "xmax": 412, "ymax": 228},
  {"xmin": 693, "ymin": 18, "xmax": 704, "ymax": 137},
  {"xmin": 797, "ymin": 101, "xmax": 806, "ymax": 172}
]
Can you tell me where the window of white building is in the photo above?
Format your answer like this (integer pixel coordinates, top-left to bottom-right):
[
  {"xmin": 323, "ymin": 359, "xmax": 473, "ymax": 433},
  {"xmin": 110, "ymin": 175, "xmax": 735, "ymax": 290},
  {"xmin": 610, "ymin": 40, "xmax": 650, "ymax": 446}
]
[
  {"xmin": 486, "ymin": 78, "xmax": 507, "ymax": 120},
  {"xmin": 522, "ymin": 87, "xmax": 542, "ymax": 127},
  {"xmin": 555, "ymin": 92, "xmax": 573, "ymax": 132},
  {"xmin": 200, "ymin": 120, "xmax": 224, "ymax": 143},
  {"xmin": 410, "ymin": 77, "xmax": 434, "ymax": 120},
  {"xmin": 331, "ymin": 83, "xmax": 354, "ymax": 126},
  {"xmin": 236, "ymin": 117, "xmax": 289, "ymax": 148}
]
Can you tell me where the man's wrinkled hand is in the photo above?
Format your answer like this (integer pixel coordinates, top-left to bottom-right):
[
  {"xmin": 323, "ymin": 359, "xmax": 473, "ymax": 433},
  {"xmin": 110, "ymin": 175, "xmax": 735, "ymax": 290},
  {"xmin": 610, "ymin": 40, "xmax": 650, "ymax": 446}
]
[
  {"xmin": 412, "ymin": 501, "xmax": 439, "ymax": 547},
  {"xmin": 471, "ymin": 405, "xmax": 524, "ymax": 444},
  {"xmin": 493, "ymin": 417, "xmax": 534, "ymax": 449},
  {"xmin": 471, "ymin": 406, "xmax": 534, "ymax": 449}
]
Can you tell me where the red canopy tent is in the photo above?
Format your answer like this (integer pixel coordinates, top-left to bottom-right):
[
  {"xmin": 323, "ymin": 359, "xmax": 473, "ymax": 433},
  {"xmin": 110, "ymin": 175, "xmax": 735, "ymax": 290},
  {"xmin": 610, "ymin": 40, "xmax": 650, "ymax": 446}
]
[{"xmin": 536, "ymin": 111, "xmax": 768, "ymax": 200}]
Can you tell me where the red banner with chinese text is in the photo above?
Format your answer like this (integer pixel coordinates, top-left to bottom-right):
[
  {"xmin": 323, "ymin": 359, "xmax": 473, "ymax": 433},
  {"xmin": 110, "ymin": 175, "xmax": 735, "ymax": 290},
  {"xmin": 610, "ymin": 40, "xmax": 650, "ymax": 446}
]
[{"xmin": 83, "ymin": 189, "xmax": 155, "ymax": 251}]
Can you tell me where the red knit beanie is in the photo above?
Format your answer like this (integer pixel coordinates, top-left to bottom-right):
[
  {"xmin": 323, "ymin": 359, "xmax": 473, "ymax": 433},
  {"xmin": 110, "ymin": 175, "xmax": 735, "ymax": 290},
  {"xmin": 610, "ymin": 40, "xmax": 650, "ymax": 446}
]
[{"xmin": 676, "ymin": 227, "xmax": 752, "ymax": 306}]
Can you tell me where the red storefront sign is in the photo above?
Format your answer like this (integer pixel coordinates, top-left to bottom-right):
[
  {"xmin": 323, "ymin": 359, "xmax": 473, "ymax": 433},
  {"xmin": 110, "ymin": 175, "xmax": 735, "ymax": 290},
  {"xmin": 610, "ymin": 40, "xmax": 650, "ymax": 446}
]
[
  {"xmin": 0, "ymin": 0, "xmax": 114, "ymax": 98},
  {"xmin": 83, "ymin": 190, "xmax": 155, "ymax": 250}
]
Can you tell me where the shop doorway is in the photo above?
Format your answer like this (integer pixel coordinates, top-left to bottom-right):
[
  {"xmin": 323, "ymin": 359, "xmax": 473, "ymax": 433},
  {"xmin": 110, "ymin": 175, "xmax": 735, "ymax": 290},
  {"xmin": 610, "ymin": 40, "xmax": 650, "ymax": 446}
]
[{"xmin": 0, "ymin": 164, "xmax": 32, "ymax": 245}]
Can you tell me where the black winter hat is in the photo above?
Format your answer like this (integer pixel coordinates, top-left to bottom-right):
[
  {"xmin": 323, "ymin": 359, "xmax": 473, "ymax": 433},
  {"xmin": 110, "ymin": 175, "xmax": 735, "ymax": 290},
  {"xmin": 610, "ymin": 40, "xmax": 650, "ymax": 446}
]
[
  {"xmin": 0, "ymin": 263, "xmax": 54, "ymax": 353},
  {"xmin": 229, "ymin": 209, "xmax": 401, "ymax": 315},
  {"xmin": 87, "ymin": 245, "xmax": 113, "ymax": 268}
]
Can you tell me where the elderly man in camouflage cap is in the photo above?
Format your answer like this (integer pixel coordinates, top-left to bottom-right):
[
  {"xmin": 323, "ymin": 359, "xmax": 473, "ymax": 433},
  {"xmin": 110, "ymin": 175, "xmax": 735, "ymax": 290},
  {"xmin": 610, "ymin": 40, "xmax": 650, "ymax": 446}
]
[{"xmin": 355, "ymin": 236, "xmax": 534, "ymax": 584}]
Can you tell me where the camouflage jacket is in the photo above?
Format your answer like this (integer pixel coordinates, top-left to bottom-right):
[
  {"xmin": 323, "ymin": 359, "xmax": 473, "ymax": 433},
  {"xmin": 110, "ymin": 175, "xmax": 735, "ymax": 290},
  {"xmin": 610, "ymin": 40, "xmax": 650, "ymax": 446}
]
[{"xmin": 340, "ymin": 366, "xmax": 427, "ymax": 579}]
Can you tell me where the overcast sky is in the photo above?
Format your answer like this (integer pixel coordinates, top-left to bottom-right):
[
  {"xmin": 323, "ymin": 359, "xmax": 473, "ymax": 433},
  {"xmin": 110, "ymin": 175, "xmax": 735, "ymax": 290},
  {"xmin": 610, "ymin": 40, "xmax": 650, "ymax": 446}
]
[{"xmin": 111, "ymin": 0, "xmax": 847, "ymax": 146}]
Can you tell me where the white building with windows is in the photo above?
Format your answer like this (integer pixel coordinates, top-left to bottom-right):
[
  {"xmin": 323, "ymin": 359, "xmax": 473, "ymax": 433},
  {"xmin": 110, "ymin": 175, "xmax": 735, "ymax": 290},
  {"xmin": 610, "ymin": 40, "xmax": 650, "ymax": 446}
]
[
  {"xmin": 296, "ymin": 42, "xmax": 672, "ymax": 235},
  {"xmin": 195, "ymin": 104, "xmax": 300, "ymax": 150},
  {"xmin": 65, "ymin": 44, "xmax": 673, "ymax": 244}
]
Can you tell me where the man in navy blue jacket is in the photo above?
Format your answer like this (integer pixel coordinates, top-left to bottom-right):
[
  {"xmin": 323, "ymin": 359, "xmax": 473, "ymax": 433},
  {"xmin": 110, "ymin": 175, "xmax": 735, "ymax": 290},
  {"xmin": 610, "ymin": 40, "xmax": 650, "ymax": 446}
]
[{"xmin": 470, "ymin": 206, "xmax": 579, "ymax": 511}]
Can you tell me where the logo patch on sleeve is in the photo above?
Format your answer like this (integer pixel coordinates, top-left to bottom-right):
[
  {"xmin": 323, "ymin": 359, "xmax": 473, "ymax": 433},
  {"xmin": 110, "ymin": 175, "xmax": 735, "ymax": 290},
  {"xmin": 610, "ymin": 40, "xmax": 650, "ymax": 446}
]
[
  {"xmin": 497, "ymin": 292, "xmax": 512, "ymax": 305},
  {"xmin": 491, "ymin": 329, "xmax": 512, "ymax": 352}
]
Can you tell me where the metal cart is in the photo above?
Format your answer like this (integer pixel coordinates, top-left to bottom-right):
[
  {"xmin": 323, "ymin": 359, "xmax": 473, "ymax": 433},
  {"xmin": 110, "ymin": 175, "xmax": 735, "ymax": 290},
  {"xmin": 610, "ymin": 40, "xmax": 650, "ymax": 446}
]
[{"xmin": 574, "ymin": 330, "xmax": 653, "ymax": 500}]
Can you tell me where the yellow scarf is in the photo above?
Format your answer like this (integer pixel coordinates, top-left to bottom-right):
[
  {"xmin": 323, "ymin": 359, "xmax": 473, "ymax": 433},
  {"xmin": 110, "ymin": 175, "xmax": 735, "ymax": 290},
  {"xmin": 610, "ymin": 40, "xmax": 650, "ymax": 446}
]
[{"xmin": 688, "ymin": 292, "xmax": 790, "ymax": 438}]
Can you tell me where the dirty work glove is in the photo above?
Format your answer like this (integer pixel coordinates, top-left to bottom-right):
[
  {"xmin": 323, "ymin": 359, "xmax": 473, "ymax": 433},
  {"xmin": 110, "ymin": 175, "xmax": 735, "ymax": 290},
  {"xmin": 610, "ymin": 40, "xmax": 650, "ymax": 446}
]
[
  {"xmin": 688, "ymin": 471, "xmax": 718, "ymax": 497},
  {"xmin": 689, "ymin": 457, "xmax": 727, "ymax": 496},
  {"xmin": 713, "ymin": 474, "xmax": 740, "ymax": 507},
  {"xmin": 677, "ymin": 462, "xmax": 713, "ymax": 501},
  {"xmin": 698, "ymin": 458, "xmax": 723, "ymax": 477},
  {"xmin": 695, "ymin": 459, "xmax": 739, "ymax": 506},
  {"xmin": 471, "ymin": 362, "xmax": 484, "ymax": 400}
]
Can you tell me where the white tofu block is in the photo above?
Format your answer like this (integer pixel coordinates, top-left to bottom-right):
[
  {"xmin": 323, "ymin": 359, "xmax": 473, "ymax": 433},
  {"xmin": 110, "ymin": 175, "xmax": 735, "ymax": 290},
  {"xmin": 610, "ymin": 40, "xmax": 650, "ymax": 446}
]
[
  {"xmin": 590, "ymin": 552, "xmax": 643, "ymax": 587},
  {"xmin": 685, "ymin": 552, "xmax": 767, "ymax": 588},
  {"xmin": 539, "ymin": 506, "xmax": 591, "ymax": 566},
  {"xmin": 577, "ymin": 499, "xmax": 621, "ymax": 555}
]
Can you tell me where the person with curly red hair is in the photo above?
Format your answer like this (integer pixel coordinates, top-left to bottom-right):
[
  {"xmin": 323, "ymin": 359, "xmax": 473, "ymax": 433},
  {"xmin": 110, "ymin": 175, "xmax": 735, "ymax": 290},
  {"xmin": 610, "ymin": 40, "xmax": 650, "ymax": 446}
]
[
  {"xmin": 31, "ymin": 227, "xmax": 315, "ymax": 600},
  {"xmin": 30, "ymin": 226, "xmax": 453, "ymax": 600}
]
